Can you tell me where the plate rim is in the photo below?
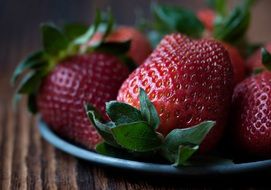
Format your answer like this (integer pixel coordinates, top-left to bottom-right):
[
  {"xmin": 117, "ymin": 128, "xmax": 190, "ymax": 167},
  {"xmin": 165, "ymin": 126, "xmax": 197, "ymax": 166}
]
[{"xmin": 38, "ymin": 120, "xmax": 271, "ymax": 176}]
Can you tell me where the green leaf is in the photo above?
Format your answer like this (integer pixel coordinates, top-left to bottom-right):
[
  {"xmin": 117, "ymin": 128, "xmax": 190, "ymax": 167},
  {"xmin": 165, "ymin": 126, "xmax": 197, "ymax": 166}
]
[
  {"xmin": 139, "ymin": 88, "xmax": 160, "ymax": 129},
  {"xmin": 28, "ymin": 93, "xmax": 38, "ymax": 114},
  {"xmin": 245, "ymin": 43, "xmax": 262, "ymax": 57},
  {"xmin": 111, "ymin": 121, "xmax": 163, "ymax": 152},
  {"xmin": 147, "ymin": 30, "xmax": 165, "ymax": 48},
  {"xmin": 174, "ymin": 145, "xmax": 198, "ymax": 166},
  {"xmin": 95, "ymin": 142, "xmax": 134, "ymax": 158},
  {"xmin": 213, "ymin": 0, "xmax": 252, "ymax": 43},
  {"xmin": 261, "ymin": 48, "xmax": 271, "ymax": 70},
  {"xmin": 118, "ymin": 55, "xmax": 137, "ymax": 72},
  {"xmin": 63, "ymin": 23, "xmax": 88, "ymax": 41},
  {"xmin": 73, "ymin": 10, "xmax": 101, "ymax": 45},
  {"xmin": 207, "ymin": 0, "xmax": 227, "ymax": 16},
  {"xmin": 85, "ymin": 104, "xmax": 118, "ymax": 147},
  {"xmin": 96, "ymin": 142, "xmax": 119, "ymax": 156},
  {"xmin": 41, "ymin": 23, "xmax": 69, "ymax": 55},
  {"xmin": 161, "ymin": 121, "xmax": 215, "ymax": 165},
  {"xmin": 11, "ymin": 51, "xmax": 45, "ymax": 84},
  {"xmin": 100, "ymin": 10, "xmax": 114, "ymax": 41},
  {"xmin": 17, "ymin": 71, "xmax": 43, "ymax": 94},
  {"xmin": 105, "ymin": 101, "xmax": 143, "ymax": 125},
  {"xmin": 252, "ymin": 67, "xmax": 264, "ymax": 75},
  {"xmin": 93, "ymin": 40, "xmax": 131, "ymax": 55},
  {"xmin": 152, "ymin": 4, "xmax": 204, "ymax": 38}
]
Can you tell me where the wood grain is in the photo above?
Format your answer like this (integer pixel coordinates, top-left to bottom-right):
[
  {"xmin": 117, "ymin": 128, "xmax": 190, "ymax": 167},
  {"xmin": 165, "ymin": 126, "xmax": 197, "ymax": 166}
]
[
  {"xmin": 26, "ymin": 117, "xmax": 42, "ymax": 190},
  {"xmin": 1, "ymin": 105, "xmax": 14, "ymax": 190},
  {"xmin": 40, "ymin": 140, "xmax": 57, "ymax": 190}
]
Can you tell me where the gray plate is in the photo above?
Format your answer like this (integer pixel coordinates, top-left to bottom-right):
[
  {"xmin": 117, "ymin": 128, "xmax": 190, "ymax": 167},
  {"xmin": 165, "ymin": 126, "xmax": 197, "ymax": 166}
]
[{"xmin": 39, "ymin": 120, "xmax": 271, "ymax": 176}]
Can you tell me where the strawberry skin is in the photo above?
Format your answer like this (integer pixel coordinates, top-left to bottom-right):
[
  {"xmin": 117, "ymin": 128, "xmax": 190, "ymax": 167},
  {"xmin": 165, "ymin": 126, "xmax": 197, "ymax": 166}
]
[
  {"xmin": 222, "ymin": 43, "xmax": 245, "ymax": 85},
  {"xmin": 89, "ymin": 26, "xmax": 152, "ymax": 65},
  {"xmin": 197, "ymin": 10, "xmax": 245, "ymax": 85},
  {"xmin": 232, "ymin": 71, "xmax": 271, "ymax": 156},
  {"xmin": 117, "ymin": 34, "xmax": 233, "ymax": 152},
  {"xmin": 246, "ymin": 43, "xmax": 271, "ymax": 73},
  {"xmin": 37, "ymin": 52, "xmax": 130, "ymax": 149},
  {"xmin": 197, "ymin": 9, "xmax": 215, "ymax": 32}
]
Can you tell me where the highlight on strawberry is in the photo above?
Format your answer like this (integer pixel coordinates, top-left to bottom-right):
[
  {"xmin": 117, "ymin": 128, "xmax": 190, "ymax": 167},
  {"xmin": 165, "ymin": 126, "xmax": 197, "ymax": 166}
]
[
  {"xmin": 86, "ymin": 88, "xmax": 215, "ymax": 166},
  {"xmin": 11, "ymin": 11, "xmax": 149, "ymax": 149}
]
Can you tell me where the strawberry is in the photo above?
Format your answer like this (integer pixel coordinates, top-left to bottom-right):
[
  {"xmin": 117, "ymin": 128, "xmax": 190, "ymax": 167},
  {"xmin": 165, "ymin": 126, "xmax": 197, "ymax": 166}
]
[
  {"xmin": 196, "ymin": 7, "xmax": 246, "ymax": 85},
  {"xmin": 231, "ymin": 48, "xmax": 271, "ymax": 156},
  {"xmin": 146, "ymin": 2, "xmax": 252, "ymax": 86},
  {"xmin": 12, "ymin": 13, "xmax": 135, "ymax": 149},
  {"xmin": 88, "ymin": 26, "xmax": 152, "ymax": 65},
  {"xmin": 246, "ymin": 42, "xmax": 271, "ymax": 73},
  {"xmin": 117, "ymin": 34, "xmax": 233, "ymax": 152},
  {"xmin": 37, "ymin": 53, "xmax": 130, "ymax": 148},
  {"xmin": 222, "ymin": 43, "xmax": 245, "ymax": 85},
  {"xmin": 196, "ymin": 9, "xmax": 215, "ymax": 32}
]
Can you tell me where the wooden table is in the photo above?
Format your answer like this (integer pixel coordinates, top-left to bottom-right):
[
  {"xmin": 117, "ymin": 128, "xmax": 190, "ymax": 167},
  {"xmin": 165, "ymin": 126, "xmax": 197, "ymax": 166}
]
[{"xmin": 1, "ymin": 0, "xmax": 271, "ymax": 189}]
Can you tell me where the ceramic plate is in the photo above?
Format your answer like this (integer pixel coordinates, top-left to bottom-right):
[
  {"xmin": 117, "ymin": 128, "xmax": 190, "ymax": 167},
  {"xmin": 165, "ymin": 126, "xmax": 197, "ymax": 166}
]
[{"xmin": 39, "ymin": 120, "xmax": 271, "ymax": 176}]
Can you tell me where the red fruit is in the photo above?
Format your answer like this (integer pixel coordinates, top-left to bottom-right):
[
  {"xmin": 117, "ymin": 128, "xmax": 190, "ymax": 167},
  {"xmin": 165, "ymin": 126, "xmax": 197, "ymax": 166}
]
[
  {"xmin": 222, "ymin": 43, "xmax": 245, "ymax": 85},
  {"xmin": 197, "ymin": 9, "xmax": 246, "ymax": 85},
  {"xmin": 37, "ymin": 53, "xmax": 130, "ymax": 148},
  {"xmin": 89, "ymin": 26, "xmax": 152, "ymax": 65},
  {"xmin": 232, "ymin": 71, "xmax": 271, "ymax": 156},
  {"xmin": 246, "ymin": 43, "xmax": 271, "ymax": 73},
  {"xmin": 197, "ymin": 9, "xmax": 215, "ymax": 32},
  {"xmin": 117, "ymin": 34, "xmax": 233, "ymax": 152},
  {"xmin": 12, "ymin": 17, "xmax": 135, "ymax": 150}
]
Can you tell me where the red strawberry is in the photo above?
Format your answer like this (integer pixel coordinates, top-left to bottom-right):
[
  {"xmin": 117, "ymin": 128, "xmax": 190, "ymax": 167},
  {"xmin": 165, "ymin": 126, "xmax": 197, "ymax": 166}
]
[
  {"xmin": 117, "ymin": 34, "xmax": 233, "ymax": 152},
  {"xmin": 231, "ymin": 48, "xmax": 271, "ymax": 156},
  {"xmin": 149, "ymin": 3, "xmax": 248, "ymax": 86},
  {"xmin": 12, "ymin": 15, "xmax": 134, "ymax": 149},
  {"xmin": 222, "ymin": 43, "xmax": 245, "ymax": 85},
  {"xmin": 88, "ymin": 26, "xmax": 152, "ymax": 65},
  {"xmin": 37, "ymin": 53, "xmax": 130, "ymax": 148},
  {"xmin": 197, "ymin": 9, "xmax": 215, "ymax": 32},
  {"xmin": 197, "ymin": 9, "xmax": 246, "ymax": 85},
  {"xmin": 246, "ymin": 42, "xmax": 271, "ymax": 73},
  {"xmin": 232, "ymin": 71, "xmax": 271, "ymax": 155}
]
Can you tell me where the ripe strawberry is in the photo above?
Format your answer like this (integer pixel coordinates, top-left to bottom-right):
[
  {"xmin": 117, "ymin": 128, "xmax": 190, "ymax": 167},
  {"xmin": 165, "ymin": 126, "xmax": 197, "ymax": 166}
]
[
  {"xmin": 222, "ymin": 43, "xmax": 245, "ymax": 85},
  {"xmin": 88, "ymin": 26, "xmax": 152, "ymax": 65},
  {"xmin": 196, "ymin": 9, "xmax": 215, "ymax": 32},
  {"xmin": 37, "ymin": 53, "xmax": 130, "ymax": 148},
  {"xmin": 12, "ymin": 14, "xmax": 135, "ymax": 149},
  {"xmin": 117, "ymin": 34, "xmax": 233, "ymax": 152},
  {"xmin": 231, "ymin": 49, "xmax": 271, "ymax": 156},
  {"xmin": 246, "ymin": 42, "xmax": 271, "ymax": 73}
]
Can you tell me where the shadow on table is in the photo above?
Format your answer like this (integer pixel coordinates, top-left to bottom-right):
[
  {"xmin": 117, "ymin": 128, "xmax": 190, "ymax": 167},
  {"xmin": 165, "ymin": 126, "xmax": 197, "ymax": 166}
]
[{"xmin": 77, "ymin": 158, "xmax": 270, "ymax": 189}]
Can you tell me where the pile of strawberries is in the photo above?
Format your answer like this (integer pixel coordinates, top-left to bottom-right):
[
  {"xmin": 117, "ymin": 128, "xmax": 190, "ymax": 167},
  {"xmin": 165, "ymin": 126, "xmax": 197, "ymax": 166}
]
[{"xmin": 12, "ymin": 1, "xmax": 271, "ymax": 165}]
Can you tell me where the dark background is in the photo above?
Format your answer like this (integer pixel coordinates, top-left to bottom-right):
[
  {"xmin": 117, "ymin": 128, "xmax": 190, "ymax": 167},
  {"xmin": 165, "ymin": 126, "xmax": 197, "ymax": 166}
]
[{"xmin": 1, "ymin": 0, "xmax": 271, "ymax": 73}]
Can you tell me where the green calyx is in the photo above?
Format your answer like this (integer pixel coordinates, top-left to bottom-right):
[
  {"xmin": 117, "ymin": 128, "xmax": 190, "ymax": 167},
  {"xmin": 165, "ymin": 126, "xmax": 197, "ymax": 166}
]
[
  {"xmin": 261, "ymin": 48, "xmax": 271, "ymax": 70},
  {"xmin": 212, "ymin": 0, "xmax": 254, "ymax": 43},
  {"xmin": 86, "ymin": 88, "xmax": 215, "ymax": 166},
  {"xmin": 141, "ymin": 3, "xmax": 205, "ymax": 47},
  {"xmin": 141, "ymin": 0, "xmax": 253, "ymax": 47},
  {"xmin": 12, "ymin": 10, "xmax": 136, "ymax": 113},
  {"xmin": 252, "ymin": 48, "xmax": 271, "ymax": 75}
]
